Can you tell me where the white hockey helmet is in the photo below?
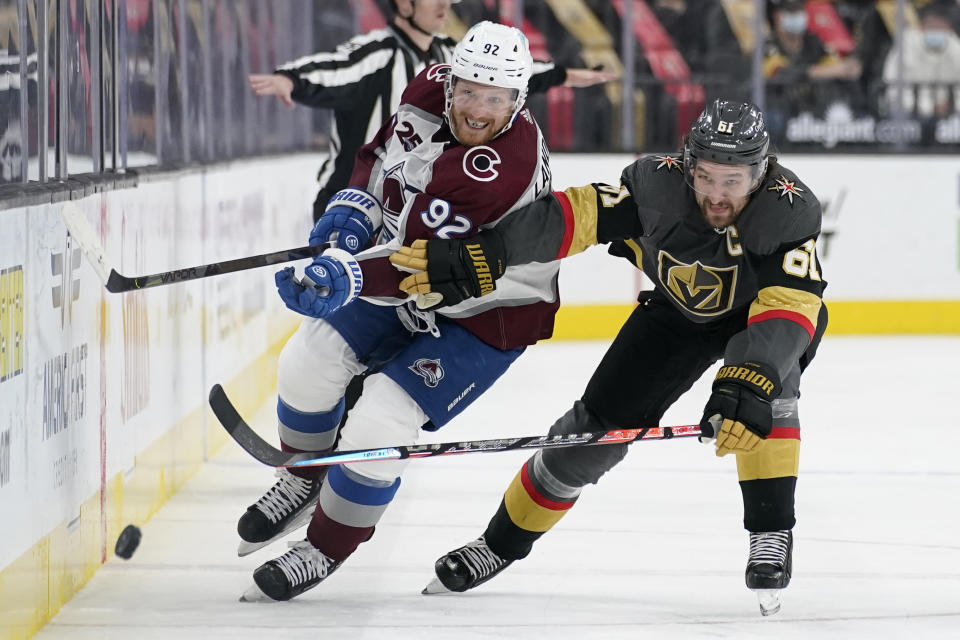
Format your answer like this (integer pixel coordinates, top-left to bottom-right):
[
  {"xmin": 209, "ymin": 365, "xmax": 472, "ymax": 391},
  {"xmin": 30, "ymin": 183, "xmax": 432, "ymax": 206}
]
[{"xmin": 445, "ymin": 21, "xmax": 534, "ymax": 140}]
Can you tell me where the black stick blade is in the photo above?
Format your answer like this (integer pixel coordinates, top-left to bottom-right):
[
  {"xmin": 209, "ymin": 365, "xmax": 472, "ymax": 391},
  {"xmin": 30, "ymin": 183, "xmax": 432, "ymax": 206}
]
[
  {"xmin": 208, "ymin": 384, "xmax": 293, "ymax": 467},
  {"xmin": 105, "ymin": 270, "xmax": 135, "ymax": 293}
]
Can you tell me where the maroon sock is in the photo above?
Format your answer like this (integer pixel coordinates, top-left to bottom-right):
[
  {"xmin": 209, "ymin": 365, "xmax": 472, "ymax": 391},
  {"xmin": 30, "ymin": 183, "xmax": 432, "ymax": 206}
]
[{"xmin": 307, "ymin": 506, "xmax": 375, "ymax": 562}]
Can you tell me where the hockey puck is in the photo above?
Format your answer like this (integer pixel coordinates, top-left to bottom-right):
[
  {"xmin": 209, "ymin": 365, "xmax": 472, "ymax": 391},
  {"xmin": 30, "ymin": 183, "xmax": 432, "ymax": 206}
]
[{"xmin": 115, "ymin": 524, "xmax": 142, "ymax": 559}]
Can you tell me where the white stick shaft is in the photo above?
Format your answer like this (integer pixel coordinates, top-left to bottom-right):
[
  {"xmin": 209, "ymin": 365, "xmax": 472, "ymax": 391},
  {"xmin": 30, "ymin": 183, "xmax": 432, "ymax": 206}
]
[{"xmin": 61, "ymin": 202, "xmax": 111, "ymax": 284}]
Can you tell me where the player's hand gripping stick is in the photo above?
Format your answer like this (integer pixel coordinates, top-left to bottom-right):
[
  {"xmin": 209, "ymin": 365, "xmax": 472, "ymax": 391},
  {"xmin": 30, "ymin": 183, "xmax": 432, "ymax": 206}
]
[{"xmin": 699, "ymin": 361, "xmax": 781, "ymax": 457}]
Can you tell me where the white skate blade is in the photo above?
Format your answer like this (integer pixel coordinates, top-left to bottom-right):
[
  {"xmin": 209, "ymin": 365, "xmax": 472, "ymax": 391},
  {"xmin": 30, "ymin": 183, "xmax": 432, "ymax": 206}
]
[
  {"xmin": 237, "ymin": 507, "xmax": 316, "ymax": 557},
  {"xmin": 421, "ymin": 576, "xmax": 453, "ymax": 595},
  {"xmin": 239, "ymin": 583, "xmax": 276, "ymax": 603},
  {"xmin": 754, "ymin": 589, "xmax": 782, "ymax": 616}
]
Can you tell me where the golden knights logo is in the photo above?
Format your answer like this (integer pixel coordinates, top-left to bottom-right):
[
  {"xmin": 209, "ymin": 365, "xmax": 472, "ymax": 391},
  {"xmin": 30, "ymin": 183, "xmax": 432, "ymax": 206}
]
[
  {"xmin": 767, "ymin": 175, "xmax": 805, "ymax": 204},
  {"xmin": 658, "ymin": 251, "xmax": 738, "ymax": 316},
  {"xmin": 653, "ymin": 155, "xmax": 683, "ymax": 172},
  {"xmin": 409, "ymin": 358, "xmax": 444, "ymax": 388}
]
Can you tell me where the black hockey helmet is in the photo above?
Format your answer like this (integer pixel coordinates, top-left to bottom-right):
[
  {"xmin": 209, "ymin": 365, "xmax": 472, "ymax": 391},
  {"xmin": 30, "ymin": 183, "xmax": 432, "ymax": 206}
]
[{"xmin": 683, "ymin": 99, "xmax": 770, "ymax": 196}]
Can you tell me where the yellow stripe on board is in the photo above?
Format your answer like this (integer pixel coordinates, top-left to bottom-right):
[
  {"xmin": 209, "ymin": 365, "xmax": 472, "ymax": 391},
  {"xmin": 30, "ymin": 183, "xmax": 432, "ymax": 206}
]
[
  {"xmin": 824, "ymin": 300, "xmax": 960, "ymax": 334},
  {"xmin": 0, "ymin": 329, "xmax": 294, "ymax": 640},
  {"xmin": 550, "ymin": 301, "xmax": 960, "ymax": 341},
  {"xmin": 551, "ymin": 304, "xmax": 636, "ymax": 341}
]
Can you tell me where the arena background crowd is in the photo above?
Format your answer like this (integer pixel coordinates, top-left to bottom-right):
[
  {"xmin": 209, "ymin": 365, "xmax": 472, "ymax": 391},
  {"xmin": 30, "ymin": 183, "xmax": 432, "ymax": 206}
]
[{"xmin": 0, "ymin": 0, "xmax": 957, "ymax": 189}]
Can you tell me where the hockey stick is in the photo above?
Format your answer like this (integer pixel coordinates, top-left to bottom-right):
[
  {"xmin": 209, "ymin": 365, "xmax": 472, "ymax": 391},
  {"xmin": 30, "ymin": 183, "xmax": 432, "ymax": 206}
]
[
  {"xmin": 209, "ymin": 384, "xmax": 702, "ymax": 469},
  {"xmin": 101, "ymin": 243, "xmax": 327, "ymax": 293},
  {"xmin": 61, "ymin": 202, "xmax": 112, "ymax": 284},
  {"xmin": 61, "ymin": 203, "xmax": 328, "ymax": 293}
]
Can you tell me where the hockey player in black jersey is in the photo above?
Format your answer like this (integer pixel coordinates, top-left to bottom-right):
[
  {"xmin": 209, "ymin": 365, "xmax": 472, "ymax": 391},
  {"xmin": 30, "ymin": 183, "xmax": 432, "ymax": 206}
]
[{"xmin": 391, "ymin": 98, "xmax": 827, "ymax": 616}]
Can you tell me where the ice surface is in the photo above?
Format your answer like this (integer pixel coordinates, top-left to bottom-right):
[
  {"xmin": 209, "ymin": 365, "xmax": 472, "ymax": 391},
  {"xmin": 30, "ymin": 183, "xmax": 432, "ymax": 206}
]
[{"xmin": 34, "ymin": 337, "xmax": 960, "ymax": 639}]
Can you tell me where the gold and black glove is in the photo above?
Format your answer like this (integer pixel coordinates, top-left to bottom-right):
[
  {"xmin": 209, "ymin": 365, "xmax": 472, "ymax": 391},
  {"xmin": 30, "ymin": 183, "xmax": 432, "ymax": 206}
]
[
  {"xmin": 700, "ymin": 361, "xmax": 781, "ymax": 457},
  {"xmin": 389, "ymin": 231, "xmax": 506, "ymax": 311}
]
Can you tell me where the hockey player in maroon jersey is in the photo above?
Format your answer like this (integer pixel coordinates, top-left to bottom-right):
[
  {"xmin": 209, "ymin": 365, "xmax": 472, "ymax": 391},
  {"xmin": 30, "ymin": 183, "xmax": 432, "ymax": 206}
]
[
  {"xmin": 236, "ymin": 22, "xmax": 561, "ymax": 602},
  {"xmin": 249, "ymin": 0, "xmax": 615, "ymax": 224},
  {"xmin": 393, "ymin": 99, "xmax": 827, "ymax": 615}
]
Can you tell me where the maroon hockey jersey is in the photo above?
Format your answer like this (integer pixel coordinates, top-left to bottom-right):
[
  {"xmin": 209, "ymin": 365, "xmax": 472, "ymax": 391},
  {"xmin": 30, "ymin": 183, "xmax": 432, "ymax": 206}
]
[{"xmin": 348, "ymin": 64, "xmax": 559, "ymax": 350}]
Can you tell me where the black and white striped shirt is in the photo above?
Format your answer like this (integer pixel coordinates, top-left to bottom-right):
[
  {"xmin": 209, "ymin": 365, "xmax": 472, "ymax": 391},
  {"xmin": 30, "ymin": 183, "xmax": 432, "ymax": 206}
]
[{"xmin": 275, "ymin": 24, "xmax": 564, "ymax": 197}]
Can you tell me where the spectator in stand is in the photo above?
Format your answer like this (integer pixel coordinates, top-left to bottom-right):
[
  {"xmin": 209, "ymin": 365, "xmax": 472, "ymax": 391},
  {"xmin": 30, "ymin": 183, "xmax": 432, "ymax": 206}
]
[
  {"xmin": 763, "ymin": 0, "xmax": 862, "ymax": 138},
  {"xmin": 844, "ymin": 1, "xmax": 897, "ymax": 109},
  {"xmin": 651, "ymin": 0, "xmax": 701, "ymax": 68},
  {"xmin": 883, "ymin": 1, "xmax": 960, "ymax": 119},
  {"xmin": 650, "ymin": 0, "xmax": 751, "ymax": 91},
  {"xmin": 765, "ymin": 0, "xmax": 862, "ymax": 84}
]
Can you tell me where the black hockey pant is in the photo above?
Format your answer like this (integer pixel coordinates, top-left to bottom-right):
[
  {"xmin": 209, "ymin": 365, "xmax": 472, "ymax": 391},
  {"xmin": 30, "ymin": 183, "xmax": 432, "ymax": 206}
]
[{"xmin": 485, "ymin": 290, "xmax": 826, "ymax": 560}]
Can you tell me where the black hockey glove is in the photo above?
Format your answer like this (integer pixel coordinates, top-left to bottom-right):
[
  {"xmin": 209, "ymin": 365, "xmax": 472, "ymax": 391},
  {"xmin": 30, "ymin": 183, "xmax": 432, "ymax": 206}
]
[
  {"xmin": 699, "ymin": 361, "xmax": 781, "ymax": 457},
  {"xmin": 389, "ymin": 231, "xmax": 507, "ymax": 311}
]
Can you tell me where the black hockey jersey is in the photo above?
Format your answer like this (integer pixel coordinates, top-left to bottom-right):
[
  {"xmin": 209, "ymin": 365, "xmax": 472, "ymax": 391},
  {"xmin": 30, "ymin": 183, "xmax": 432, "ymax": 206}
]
[{"xmin": 478, "ymin": 153, "xmax": 825, "ymax": 381}]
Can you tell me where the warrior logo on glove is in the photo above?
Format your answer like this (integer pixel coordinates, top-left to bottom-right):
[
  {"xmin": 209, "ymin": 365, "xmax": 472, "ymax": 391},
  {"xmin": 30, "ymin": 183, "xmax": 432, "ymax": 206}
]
[
  {"xmin": 465, "ymin": 242, "xmax": 495, "ymax": 296},
  {"xmin": 714, "ymin": 363, "xmax": 778, "ymax": 397},
  {"xmin": 700, "ymin": 360, "xmax": 782, "ymax": 457}
]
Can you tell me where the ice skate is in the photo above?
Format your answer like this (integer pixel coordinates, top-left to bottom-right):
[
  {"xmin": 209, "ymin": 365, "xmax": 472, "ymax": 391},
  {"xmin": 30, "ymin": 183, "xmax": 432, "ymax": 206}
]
[
  {"xmin": 240, "ymin": 539, "xmax": 342, "ymax": 602},
  {"xmin": 745, "ymin": 530, "xmax": 792, "ymax": 616},
  {"xmin": 237, "ymin": 468, "xmax": 323, "ymax": 556},
  {"xmin": 422, "ymin": 535, "xmax": 514, "ymax": 594}
]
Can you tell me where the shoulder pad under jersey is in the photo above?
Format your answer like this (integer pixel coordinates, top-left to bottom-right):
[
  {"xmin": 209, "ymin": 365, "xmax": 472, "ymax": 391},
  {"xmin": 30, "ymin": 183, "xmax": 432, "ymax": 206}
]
[
  {"xmin": 399, "ymin": 64, "xmax": 450, "ymax": 116},
  {"xmin": 738, "ymin": 163, "xmax": 822, "ymax": 255},
  {"xmin": 620, "ymin": 153, "xmax": 686, "ymax": 201}
]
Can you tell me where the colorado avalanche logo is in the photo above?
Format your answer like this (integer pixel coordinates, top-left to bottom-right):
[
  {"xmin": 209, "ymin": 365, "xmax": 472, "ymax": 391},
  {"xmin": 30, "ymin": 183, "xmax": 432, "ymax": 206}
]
[
  {"xmin": 379, "ymin": 161, "xmax": 421, "ymax": 239},
  {"xmin": 463, "ymin": 146, "xmax": 501, "ymax": 182},
  {"xmin": 426, "ymin": 64, "xmax": 450, "ymax": 82},
  {"xmin": 409, "ymin": 358, "xmax": 445, "ymax": 388},
  {"xmin": 381, "ymin": 162, "xmax": 417, "ymax": 213}
]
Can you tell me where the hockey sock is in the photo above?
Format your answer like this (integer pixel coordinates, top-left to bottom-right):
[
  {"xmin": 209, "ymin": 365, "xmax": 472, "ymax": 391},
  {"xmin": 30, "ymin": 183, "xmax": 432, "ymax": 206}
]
[
  {"xmin": 740, "ymin": 476, "xmax": 797, "ymax": 532},
  {"xmin": 485, "ymin": 454, "xmax": 581, "ymax": 560},
  {"xmin": 307, "ymin": 465, "xmax": 400, "ymax": 562},
  {"xmin": 736, "ymin": 428, "xmax": 799, "ymax": 531},
  {"xmin": 277, "ymin": 396, "xmax": 345, "ymax": 479}
]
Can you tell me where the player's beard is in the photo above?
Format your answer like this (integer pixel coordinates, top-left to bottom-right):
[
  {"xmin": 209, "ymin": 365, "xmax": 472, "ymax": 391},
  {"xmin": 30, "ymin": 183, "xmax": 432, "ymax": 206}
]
[
  {"xmin": 450, "ymin": 109, "xmax": 510, "ymax": 147},
  {"xmin": 696, "ymin": 194, "xmax": 747, "ymax": 229}
]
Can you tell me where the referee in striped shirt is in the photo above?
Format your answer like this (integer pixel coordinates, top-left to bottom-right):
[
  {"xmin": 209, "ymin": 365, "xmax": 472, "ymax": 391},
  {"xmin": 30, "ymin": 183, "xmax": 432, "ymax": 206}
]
[{"xmin": 249, "ymin": 0, "xmax": 617, "ymax": 223}]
